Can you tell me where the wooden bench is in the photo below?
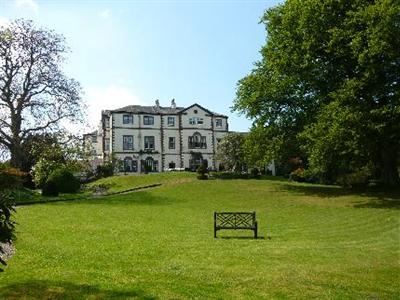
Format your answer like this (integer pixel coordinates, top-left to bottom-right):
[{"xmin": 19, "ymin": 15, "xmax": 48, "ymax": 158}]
[{"xmin": 214, "ymin": 212, "xmax": 258, "ymax": 238}]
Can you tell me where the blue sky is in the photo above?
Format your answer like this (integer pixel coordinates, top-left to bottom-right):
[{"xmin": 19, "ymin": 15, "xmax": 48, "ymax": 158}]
[{"xmin": 0, "ymin": 0, "xmax": 281, "ymax": 132}]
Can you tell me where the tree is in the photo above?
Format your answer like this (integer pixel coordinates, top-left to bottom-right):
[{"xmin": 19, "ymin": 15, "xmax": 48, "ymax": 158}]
[
  {"xmin": 234, "ymin": 0, "xmax": 400, "ymax": 186},
  {"xmin": 32, "ymin": 134, "xmax": 90, "ymax": 187},
  {"xmin": 0, "ymin": 20, "xmax": 85, "ymax": 169},
  {"xmin": 215, "ymin": 132, "xmax": 246, "ymax": 172}
]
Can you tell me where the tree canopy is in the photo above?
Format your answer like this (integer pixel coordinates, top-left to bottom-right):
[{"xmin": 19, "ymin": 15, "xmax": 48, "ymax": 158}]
[
  {"xmin": 0, "ymin": 20, "xmax": 85, "ymax": 169},
  {"xmin": 234, "ymin": 0, "xmax": 400, "ymax": 186}
]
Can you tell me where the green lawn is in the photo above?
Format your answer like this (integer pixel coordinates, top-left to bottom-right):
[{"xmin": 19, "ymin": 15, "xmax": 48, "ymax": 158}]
[{"xmin": 1, "ymin": 173, "xmax": 399, "ymax": 299}]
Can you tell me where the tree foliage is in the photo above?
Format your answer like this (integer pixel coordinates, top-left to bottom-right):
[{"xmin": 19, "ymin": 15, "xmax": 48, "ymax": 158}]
[
  {"xmin": 215, "ymin": 132, "xmax": 247, "ymax": 172},
  {"xmin": 234, "ymin": 0, "xmax": 400, "ymax": 186},
  {"xmin": 0, "ymin": 19, "xmax": 85, "ymax": 169}
]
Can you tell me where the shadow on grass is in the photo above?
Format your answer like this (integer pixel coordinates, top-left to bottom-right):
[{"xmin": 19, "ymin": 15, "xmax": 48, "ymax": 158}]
[
  {"xmin": 0, "ymin": 280, "xmax": 156, "ymax": 299},
  {"xmin": 61, "ymin": 191, "xmax": 180, "ymax": 207},
  {"xmin": 281, "ymin": 184, "xmax": 400, "ymax": 209},
  {"xmin": 218, "ymin": 236, "xmax": 267, "ymax": 240}
]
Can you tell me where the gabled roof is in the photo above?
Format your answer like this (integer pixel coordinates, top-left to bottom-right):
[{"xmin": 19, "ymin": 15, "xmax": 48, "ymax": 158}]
[{"xmin": 174, "ymin": 103, "xmax": 228, "ymax": 118}]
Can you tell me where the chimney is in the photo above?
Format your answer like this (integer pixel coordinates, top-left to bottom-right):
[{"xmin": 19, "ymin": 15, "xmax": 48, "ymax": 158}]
[
  {"xmin": 155, "ymin": 99, "xmax": 160, "ymax": 109},
  {"xmin": 171, "ymin": 98, "xmax": 176, "ymax": 109}
]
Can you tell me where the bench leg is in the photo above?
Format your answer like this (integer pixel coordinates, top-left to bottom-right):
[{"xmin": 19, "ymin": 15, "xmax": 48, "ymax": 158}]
[
  {"xmin": 254, "ymin": 222, "xmax": 258, "ymax": 239},
  {"xmin": 214, "ymin": 227, "xmax": 217, "ymax": 238}
]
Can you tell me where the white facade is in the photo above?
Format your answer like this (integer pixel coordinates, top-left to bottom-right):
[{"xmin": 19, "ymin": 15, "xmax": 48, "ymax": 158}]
[{"xmin": 95, "ymin": 101, "xmax": 229, "ymax": 173}]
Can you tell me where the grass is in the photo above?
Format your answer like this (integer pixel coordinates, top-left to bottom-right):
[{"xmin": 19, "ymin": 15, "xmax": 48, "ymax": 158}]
[{"xmin": 1, "ymin": 173, "xmax": 399, "ymax": 299}]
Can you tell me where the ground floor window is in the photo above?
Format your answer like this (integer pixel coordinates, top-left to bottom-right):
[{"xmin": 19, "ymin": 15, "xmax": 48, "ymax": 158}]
[
  {"xmin": 123, "ymin": 157, "xmax": 138, "ymax": 172},
  {"xmin": 141, "ymin": 157, "xmax": 159, "ymax": 172},
  {"xmin": 169, "ymin": 161, "xmax": 176, "ymax": 169}
]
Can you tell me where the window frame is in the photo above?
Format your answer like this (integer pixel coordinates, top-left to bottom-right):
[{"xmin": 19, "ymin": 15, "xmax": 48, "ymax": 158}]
[
  {"xmin": 168, "ymin": 137, "xmax": 175, "ymax": 149},
  {"xmin": 189, "ymin": 117, "xmax": 204, "ymax": 125},
  {"xmin": 123, "ymin": 135, "xmax": 134, "ymax": 150},
  {"xmin": 143, "ymin": 115, "xmax": 154, "ymax": 125},
  {"xmin": 215, "ymin": 118, "xmax": 222, "ymax": 127},
  {"xmin": 188, "ymin": 132, "xmax": 206, "ymax": 149},
  {"xmin": 167, "ymin": 116, "xmax": 175, "ymax": 126},
  {"xmin": 123, "ymin": 114, "xmax": 134, "ymax": 124},
  {"xmin": 144, "ymin": 136, "xmax": 155, "ymax": 150},
  {"xmin": 104, "ymin": 138, "xmax": 110, "ymax": 151}
]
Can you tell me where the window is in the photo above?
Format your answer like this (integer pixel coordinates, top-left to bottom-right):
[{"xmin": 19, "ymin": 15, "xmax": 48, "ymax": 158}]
[
  {"xmin": 91, "ymin": 135, "xmax": 97, "ymax": 143},
  {"xmin": 215, "ymin": 119, "xmax": 222, "ymax": 127},
  {"xmin": 104, "ymin": 117, "xmax": 110, "ymax": 128},
  {"xmin": 143, "ymin": 116, "xmax": 154, "ymax": 125},
  {"xmin": 123, "ymin": 135, "xmax": 133, "ymax": 150},
  {"xmin": 169, "ymin": 137, "xmax": 175, "ymax": 149},
  {"xmin": 123, "ymin": 114, "xmax": 134, "ymax": 124},
  {"xmin": 123, "ymin": 157, "xmax": 138, "ymax": 172},
  {"xmin": 188, "ymin": 132, "xmax": 206, "ymax": 149},
  {"xmin": 144, "ymin": 136, "xmax": 155, "ymax": 150},
  {"xmin": 167, "ymin": 116, "xmax": 175, "ymax": 126},
  {"xmin": 169, "ymin": 162, "xmax": 176, "ymax": 169},
  {"xmin": 105, "ymin": 138, "xmax": 110, "ymax": 151},
  {"xmin": 189, "ymin": 117, "xmax": 204, "ymax": 125},
  {"xmin": 141, "ymin": 157, "xmax": 159, "ymax": 172}
]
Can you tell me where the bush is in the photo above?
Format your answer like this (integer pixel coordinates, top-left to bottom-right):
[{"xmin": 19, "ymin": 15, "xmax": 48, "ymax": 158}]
[
  {"xmin": 289, "ymin": 168, "xmax": 318, "ymax": 183},
  {"xmin": 47, "ymin": 168, "xmax": 80, "ymax": 194},
  {"xmin": 41, "ymin": 179, "xmax": 59, "ymax": 197},
  {"xmin": 197, "ymin": 165, "xmax": 208, "ymax": 180},
  {"xmin": 337, "ymin": 167, "xmax": 371, "ymax": 189},
  {"xmin": 250, "ymin": 167, "xmax": 261, "ymax": 179},
  {"xmin": 33, "ymin": 158, "xmax": 64, "ymax": 188},
  {"xmin": 96, "ymin": 163, "xmax": 114, "ymax": 178}
]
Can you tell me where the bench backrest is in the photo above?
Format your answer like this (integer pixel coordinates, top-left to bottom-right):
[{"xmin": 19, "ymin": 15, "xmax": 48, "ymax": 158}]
[{"xmin": 214, "ymin": 212, "xmax": 256, "ymax": 229}]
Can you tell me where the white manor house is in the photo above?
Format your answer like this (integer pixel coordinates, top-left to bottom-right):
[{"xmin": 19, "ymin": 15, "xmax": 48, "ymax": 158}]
[{"xmin": 84, "ymin": 100, "xmax": 229, "ymax": 173}]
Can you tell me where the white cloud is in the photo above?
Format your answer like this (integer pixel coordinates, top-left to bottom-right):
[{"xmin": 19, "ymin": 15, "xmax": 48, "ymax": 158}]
[
  {"xmin": 15, "ymin": 0, "xmax": 39, "ymax": 14},
  {"xmin": 0, "ymin": 17, "xmax": 10, "ymax": 28},
  {"xmin": 85, "ymin": 85, "xmax": 148, "ymax": 129},
  {"xmin": 98, "ymin": 9, "xmax": 111, "ymax": 19}
]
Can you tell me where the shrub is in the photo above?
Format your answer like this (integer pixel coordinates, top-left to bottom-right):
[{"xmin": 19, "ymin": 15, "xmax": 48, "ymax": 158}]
[
  {"xmin": 337, "ymin": 167, "xmax": 371, "ymax": 189},
  {"xmin": 41, "ymin": 179, "xmax": 59, "ymax": 197},
  {"xmin": 96, "ymin": 163, "xmax": 114, "ymax": 178},
  {"xmin": 289, "ymin": 168, "xmax": 318, "ymax": 183},
  {"xmin": 250, "ymin": 167, "xmax": 261, "ymax": 179},
  {"xmin": 33, "ymin": 158, "xmax": 64, "ymax": 188},
  {"xmin": 0, "ymin": 167, "xmax": 23, "ymax": 269},
  {"xmin": 47, "ymin": 168, "xmax": 80, "ymax": 193},
  {"xmin": 197, "ymin": 164, "xmax": 208, "ymax": 180}
]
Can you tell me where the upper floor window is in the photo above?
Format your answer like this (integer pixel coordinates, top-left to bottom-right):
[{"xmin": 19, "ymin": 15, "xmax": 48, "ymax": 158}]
[
  {"xmin": 143, "ymin": 116, "xmax": 154, "ymax": 125},
  {"xmin": 123, "ymin": 135, "xmax": 134, "ymax": 150},
  {"xmin": 104, "ymin": 117, "xmax": 110, "ymax": 128},
  {"xmin": 91, "ymin": 135, "xmax": 97, "ymax": 143},
  {"xmin": 105, "ymin": 138, "xmax": 110, "ymax": 151},
  {"xmin": 189, "ymin": 117, "xmax": 204, "ymax": 125},
  {"xmin": 123, "ymin": 114, "xmax": 134, "ymax": 124},
  {"xmin": 188, "ymin": 132, "xmax": 206, "ymax": 149},
  {"xmin": 215, "ymin": 119, "xmax": 222, "ymax": 127},
  {"xmin": 169, "ymin": 137, "xmax": 175, "ymax": 149},
  {"xmin": 167, "ymin": 116, "xmax": 175, "ymax": 126},
  {"xmin": 144, "ymin": 136, "xmax": 155, "ymax": 150}
]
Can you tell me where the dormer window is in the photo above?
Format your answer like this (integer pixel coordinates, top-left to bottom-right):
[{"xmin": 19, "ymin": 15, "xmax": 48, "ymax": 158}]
[
  {"xmin": 215, "ymin": 119, "xmax": 222, "ymax": 127},
  {"xmin": 123, "ymin": 114, "xmax": 133, "ymax": 124},
  {"xmin": 189, "ymin": 117, "xmax": 204, "ymax": 125}
]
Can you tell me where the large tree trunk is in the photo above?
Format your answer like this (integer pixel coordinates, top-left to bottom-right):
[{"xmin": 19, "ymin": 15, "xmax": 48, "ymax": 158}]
[
  {"xmin": 9, "ymin": 144, "xmax": 24, "ymax": 169},
  {"xmin": 379, "ymin": 145, "xmax": 400, "ymax": 187}
]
